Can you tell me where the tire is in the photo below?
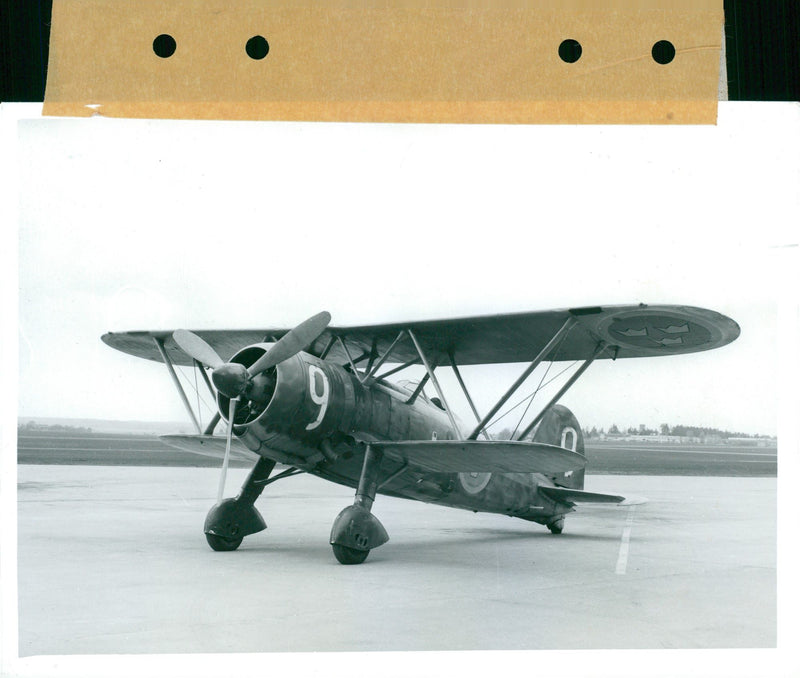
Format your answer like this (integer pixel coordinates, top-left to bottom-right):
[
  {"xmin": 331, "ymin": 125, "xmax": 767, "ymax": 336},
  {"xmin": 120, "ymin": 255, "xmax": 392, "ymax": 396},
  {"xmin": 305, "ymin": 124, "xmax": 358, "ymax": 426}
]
[
  {"xmin": 547, "ymin": 518, "xmax": 565, "ymax": 535},
  {"xmin": 206, "ymin": 533, "xmax": 244, "ymax": 551},
  {"xmin": 332, "ymin": 543, "xmax": 370, "ymax": 564}
]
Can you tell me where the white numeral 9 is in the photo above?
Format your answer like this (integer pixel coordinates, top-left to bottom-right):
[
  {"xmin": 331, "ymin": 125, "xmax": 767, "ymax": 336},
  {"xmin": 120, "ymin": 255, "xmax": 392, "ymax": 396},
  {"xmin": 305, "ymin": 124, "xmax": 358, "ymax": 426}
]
[{"xmin": 305, "ymin": 365, "xmax": 330, "ymax": 430}]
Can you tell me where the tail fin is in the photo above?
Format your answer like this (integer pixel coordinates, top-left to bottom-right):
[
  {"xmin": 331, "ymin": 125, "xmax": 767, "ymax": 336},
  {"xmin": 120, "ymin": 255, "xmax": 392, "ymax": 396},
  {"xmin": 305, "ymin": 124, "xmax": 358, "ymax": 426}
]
[{"xmin": 531, "ymin": 404, "xmax": 586, "ymax": 489}]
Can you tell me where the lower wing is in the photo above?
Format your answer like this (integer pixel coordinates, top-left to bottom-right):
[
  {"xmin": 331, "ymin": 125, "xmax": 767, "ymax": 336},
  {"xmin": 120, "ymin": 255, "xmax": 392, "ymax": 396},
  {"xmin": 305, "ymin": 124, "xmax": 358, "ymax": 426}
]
[
  {"xmin": 374, "ymin": 439, "xmax": 586, "ymax": 475},
  {"xmin": 161, "ymin": 434, "xmax": 260, "ymax": 464},
  {"xmin": 374, "ymin": 440, "xmax": 647, "ymax": 506}
]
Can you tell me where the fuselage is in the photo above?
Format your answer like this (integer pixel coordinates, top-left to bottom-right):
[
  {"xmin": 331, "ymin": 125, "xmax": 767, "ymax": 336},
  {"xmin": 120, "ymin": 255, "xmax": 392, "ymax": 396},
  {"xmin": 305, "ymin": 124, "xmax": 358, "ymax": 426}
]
[{"xmin": 225, "ymin": 344, "xmax": 581, "ymax": 525}]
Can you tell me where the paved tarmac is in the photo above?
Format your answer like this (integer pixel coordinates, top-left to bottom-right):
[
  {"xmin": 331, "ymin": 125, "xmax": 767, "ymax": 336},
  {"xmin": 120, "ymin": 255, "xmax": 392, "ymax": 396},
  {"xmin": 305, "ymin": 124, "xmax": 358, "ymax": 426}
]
[{"xmin": 16, "ymin": 464, "xmax": 776, "ymax": 659}]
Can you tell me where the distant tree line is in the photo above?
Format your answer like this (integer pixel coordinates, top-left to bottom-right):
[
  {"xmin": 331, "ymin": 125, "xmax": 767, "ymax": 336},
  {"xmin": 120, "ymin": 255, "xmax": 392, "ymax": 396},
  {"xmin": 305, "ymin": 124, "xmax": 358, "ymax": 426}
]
[
  {"xmin": 582, "ymin": 423, "xmax": 768, "ymax": 439},
  {"xmin": 18, "ymin": 421, "xmax": 93, "ymax": 434},
  {"xmin": 489, "ymin": 423, "xmax": 769, "ymax": 441},
  {"xmin": 490, "ymin": 422, "xmax": 771, "ymax": 441}
]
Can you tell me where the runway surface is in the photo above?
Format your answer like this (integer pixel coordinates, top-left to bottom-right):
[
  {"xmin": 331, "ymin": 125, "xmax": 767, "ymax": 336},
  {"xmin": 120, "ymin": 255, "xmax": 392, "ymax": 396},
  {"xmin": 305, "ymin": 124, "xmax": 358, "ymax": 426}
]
[
  {"xmin": 17, "ymin": 464, "xmax": 776, "ymax": 656},
  {"xmin": 17, "ymin": 430, "xmax": 778, "ymax": 476}
]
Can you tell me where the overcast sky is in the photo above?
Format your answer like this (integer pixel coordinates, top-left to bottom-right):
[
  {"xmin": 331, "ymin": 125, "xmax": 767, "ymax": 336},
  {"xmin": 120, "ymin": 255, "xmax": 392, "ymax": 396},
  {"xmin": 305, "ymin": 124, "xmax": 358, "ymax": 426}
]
[{"xmin": 12, "ymin": 104, "xmax": 799, "ymax": 437}]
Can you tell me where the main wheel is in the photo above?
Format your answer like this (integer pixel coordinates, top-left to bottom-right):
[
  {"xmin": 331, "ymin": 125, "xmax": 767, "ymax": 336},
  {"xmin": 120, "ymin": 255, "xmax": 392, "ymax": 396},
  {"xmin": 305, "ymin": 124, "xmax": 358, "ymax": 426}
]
[
  {"xmin": 332, "ymin": 543, "xmax": 370, "ymax": 564},
  {"xmin": 206, "ymin": 533, "xmax": 243, "ymax": 551}
]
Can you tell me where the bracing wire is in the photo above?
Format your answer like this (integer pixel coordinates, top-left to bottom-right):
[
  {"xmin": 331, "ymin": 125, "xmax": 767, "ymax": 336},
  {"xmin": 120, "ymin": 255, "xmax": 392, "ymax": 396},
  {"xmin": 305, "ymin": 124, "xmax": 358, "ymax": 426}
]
[
  {"xmin": 497, "ymin": 320, "xmax": 576, "ymax": 437},
  {"xmin": 486, "ymin": 360, "xmax": 579, "ymax": 431},
  {"xmin": 175, "ymin": 364, "xmax": 216, "ymax": 421},
  {"xmin": 510, "ymin": 357, "xmax": 554, "ymax": 439}
]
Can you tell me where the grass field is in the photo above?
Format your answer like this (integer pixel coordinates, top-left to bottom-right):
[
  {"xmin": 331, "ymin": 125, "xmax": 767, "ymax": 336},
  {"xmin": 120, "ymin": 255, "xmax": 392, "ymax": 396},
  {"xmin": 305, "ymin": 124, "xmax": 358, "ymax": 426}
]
[
  {"xmin": 17, "ymin": 429, "xmax": 777, "ymax": 476},
  {"xmin": 583, "ymin": 438, "xmax": 776, "ymax": 476}
]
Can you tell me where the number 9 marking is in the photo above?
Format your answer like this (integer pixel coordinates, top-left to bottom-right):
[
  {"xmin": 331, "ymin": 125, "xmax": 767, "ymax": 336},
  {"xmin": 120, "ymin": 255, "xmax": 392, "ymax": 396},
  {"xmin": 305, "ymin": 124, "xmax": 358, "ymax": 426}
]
[{"xmin": 305, "ymin": 365, "xmax": 330, "ymax": 430}]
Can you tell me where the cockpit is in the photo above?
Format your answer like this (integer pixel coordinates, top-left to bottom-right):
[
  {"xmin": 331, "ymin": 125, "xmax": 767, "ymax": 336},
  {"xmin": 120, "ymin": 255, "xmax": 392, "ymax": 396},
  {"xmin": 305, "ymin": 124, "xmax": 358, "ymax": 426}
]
[{"xmin": 394, "ymin": 379, "xmax": 445, "ymax": 410}]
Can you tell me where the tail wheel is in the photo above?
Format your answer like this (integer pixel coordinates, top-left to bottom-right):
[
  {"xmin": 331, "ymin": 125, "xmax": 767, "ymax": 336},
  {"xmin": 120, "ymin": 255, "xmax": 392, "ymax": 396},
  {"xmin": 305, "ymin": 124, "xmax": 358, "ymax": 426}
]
[
  {"xmin": 206, "ymin": 533, "xmax": 244, "ymax": 551},
  {"xmin": 547, "ymin": 518, "xmax": 565, "ymax": 535},
  {"xmin": 332, "ymin": 544, "xmax": 370, "ymax": 564}
]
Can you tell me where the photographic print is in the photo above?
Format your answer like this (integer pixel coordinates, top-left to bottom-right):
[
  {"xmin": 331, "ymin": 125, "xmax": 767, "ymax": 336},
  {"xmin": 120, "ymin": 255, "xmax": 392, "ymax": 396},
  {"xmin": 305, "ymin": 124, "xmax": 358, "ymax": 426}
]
[{"xmin": 6, "ymin": 103, "xmax": 797, "ymax": 677}]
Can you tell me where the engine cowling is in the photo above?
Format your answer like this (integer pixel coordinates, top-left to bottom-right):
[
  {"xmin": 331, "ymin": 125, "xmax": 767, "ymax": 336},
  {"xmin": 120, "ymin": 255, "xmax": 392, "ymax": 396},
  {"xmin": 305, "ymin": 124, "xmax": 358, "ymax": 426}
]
[
  {"xmin": 216, "ymin": 344, "xmax": 353, "ymax": 438},
  {"xmin": 216, "ymin": 344, "xmax": 454, "ymax": 446}
]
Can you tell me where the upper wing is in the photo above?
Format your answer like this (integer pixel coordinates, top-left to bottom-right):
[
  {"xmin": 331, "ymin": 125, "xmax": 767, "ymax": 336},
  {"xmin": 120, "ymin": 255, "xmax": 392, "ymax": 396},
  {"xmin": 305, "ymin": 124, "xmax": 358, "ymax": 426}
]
[
  {"xmin": 102, "ymin": 330, "xmax": 272, "ymax": 367},
  {"xmin": 322, "ymin": 304, "xmax": 739, "ymax": 365},
  {"xmin": 374, "ymin": 439, "xmax": 586, "ymax": 475},
  {"xmin": 101, "ymin": 304, "xmax": 739, "ymax": 367}
]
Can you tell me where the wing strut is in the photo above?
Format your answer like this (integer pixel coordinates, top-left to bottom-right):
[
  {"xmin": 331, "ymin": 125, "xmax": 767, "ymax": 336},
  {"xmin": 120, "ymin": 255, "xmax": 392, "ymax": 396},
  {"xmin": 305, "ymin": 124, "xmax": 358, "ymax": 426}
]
[
  {"xmin": 467, "ymin": 316, "xmax": 576, "ymax": 440},
  {"xmin": 375, "ymin": 357, "xmax": 418, "ymax": 380},
  {"xmin": 336, "ymin": 336, "xmax": 365, "ymax": 375},
  {"xmin": 193, "ymin": 358, "xmax": 222, "ymax": 434},
  {"xmin": 363, "ymin": 330, "xmax": 407, "ymax": 382},
  {"xmin": 337, "ymin": 330, "xmax": 410, "ymax": 385},
  {"xmin": 405, "ymin": 372, "xmax": 430, "ymax": 404},
  {"xmin": 516, "ymin": 341, "xmax": 607, "ymax": 440},
  {"xmin": 319, "ymin": 335, "xmax": 337, "ymax": 360},
  {"xmin": 153, "ymin": 337, "xmax": 202, "ymax": 434},
  {"xmin": 449, "ymin": 351, "xmax": 491, "ymax": 440},
  {"xmin": 408, "ymin": 329, "xmax": 463, "ymax": 439},
  {"xmin": 203, "ymin": 412, "xmax": 221, "ymax": 436}
]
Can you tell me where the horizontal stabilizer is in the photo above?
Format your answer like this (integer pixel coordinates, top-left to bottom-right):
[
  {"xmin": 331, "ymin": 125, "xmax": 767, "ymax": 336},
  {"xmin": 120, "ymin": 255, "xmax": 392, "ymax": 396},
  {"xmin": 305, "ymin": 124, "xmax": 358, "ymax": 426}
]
[
  {"xmin": 160, "ymin": 434, "xmax": 259, "ymax": 464},
  {"xmin": 539, "ymin": 485, "xmax": 639, "ymax": 505},
  {"xmin": 374, "ymin": 440, "xmax": 586, "ymax": 475}
]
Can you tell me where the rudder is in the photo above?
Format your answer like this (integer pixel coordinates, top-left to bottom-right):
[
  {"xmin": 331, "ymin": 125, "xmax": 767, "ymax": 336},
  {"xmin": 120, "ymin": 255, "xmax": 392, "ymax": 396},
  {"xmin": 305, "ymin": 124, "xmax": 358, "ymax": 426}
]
[{"xmin": 531, "ymin": 404, "xmax": 585, "ymax": 489}]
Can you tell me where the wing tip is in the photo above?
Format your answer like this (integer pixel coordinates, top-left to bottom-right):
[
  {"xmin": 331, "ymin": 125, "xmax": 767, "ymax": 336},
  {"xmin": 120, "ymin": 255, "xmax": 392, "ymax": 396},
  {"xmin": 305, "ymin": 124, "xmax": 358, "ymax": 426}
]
[{"xmin": 592, "ymin": 304, "xmax": 740, "ymax": 358}]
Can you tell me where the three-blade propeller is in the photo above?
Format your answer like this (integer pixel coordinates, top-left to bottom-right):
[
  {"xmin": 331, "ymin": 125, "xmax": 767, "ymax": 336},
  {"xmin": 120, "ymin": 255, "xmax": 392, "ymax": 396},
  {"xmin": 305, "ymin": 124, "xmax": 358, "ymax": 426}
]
[{"xmin": 172, "ymin": 311, "xmax": 331, "ymax": 502}]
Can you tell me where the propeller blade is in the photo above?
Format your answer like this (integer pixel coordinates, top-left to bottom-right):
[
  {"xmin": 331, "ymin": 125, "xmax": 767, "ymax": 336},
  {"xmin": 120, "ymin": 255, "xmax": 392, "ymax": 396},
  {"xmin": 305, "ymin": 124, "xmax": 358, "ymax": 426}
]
[
  {"xmin": 173, "ymin": 330, "xmax": 225, "ymax": 370},
  {"xmin": 217, "ymin": 397, "xmax": 237, "ymax": 503},
  {"xmin": 248, "ymin": 311, "xmax": 331, "ymax": 376}
]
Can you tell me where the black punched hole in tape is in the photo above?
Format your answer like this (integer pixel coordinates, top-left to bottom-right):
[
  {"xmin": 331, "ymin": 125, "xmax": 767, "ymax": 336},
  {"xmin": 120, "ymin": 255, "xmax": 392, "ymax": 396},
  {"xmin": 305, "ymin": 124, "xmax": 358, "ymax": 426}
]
[
  {"xmin": 558, "ymin": 39, "xmax": 582, "ymax": 64},
  {"xmin": 153, "ymin": 34, "xmax": 176, "ymax": 59},
  {"xmin": 246, "ymin": 35, "xmax": 270, "ymax": 60},
  {"xmin": 652, "ymin": 40, "xmax": 676, "ymax": 65}
]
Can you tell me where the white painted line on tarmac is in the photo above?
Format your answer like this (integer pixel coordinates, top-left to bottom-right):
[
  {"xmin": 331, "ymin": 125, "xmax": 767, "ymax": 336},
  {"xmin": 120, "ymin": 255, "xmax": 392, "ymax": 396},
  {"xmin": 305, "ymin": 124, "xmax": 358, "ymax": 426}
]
[{"xmin": 615, "ymin": 505, "xmax": 636, "ymax": 575}]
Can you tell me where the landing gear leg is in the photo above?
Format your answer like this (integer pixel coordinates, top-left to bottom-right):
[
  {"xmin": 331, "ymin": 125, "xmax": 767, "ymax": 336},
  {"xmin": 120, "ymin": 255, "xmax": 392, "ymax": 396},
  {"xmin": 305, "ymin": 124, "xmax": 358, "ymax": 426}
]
[
  {"xmin": 330, "ymin": 445, "xmax": 389, "ymax": 564},
  {"xmin": 204, "ymin": 457, "xmax": 276, "ymax": 551},
  {"xmin": 547, "ymin": 516, "xmax": 565, "ymax": 535}
]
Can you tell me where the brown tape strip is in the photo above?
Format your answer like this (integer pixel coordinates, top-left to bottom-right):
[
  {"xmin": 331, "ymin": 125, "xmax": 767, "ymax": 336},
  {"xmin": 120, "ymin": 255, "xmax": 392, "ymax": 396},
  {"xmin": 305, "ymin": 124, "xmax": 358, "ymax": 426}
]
[{"xmin": 43, "ymin": 0, "xmax": 723, "ymax": 124}]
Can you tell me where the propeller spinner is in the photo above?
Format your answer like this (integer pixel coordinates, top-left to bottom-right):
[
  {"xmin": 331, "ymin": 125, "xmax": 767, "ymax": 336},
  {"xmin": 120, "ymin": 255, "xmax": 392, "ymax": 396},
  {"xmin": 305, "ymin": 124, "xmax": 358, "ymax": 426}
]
[{"xmin": 172, "ymin": 311, "xmax": 331, "ymax": 502}]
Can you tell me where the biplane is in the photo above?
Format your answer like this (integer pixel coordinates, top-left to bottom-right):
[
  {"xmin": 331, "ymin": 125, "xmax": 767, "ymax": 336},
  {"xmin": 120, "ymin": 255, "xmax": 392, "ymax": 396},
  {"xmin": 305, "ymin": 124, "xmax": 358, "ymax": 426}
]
[{"xmin": 102, "ymin": 304, "xmax": 739, "ymax": 564}]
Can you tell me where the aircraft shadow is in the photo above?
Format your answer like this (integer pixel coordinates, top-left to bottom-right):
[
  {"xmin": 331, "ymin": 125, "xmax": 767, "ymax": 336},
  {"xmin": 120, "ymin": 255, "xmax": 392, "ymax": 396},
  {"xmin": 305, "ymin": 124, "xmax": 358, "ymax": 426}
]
[
  {"xmin": 230, "ymin": 525, "xmax": 622, "ymax": 565},
  {"xmin": 392, "ymin": 527, "xmax": 620, "ymax": 548}
]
